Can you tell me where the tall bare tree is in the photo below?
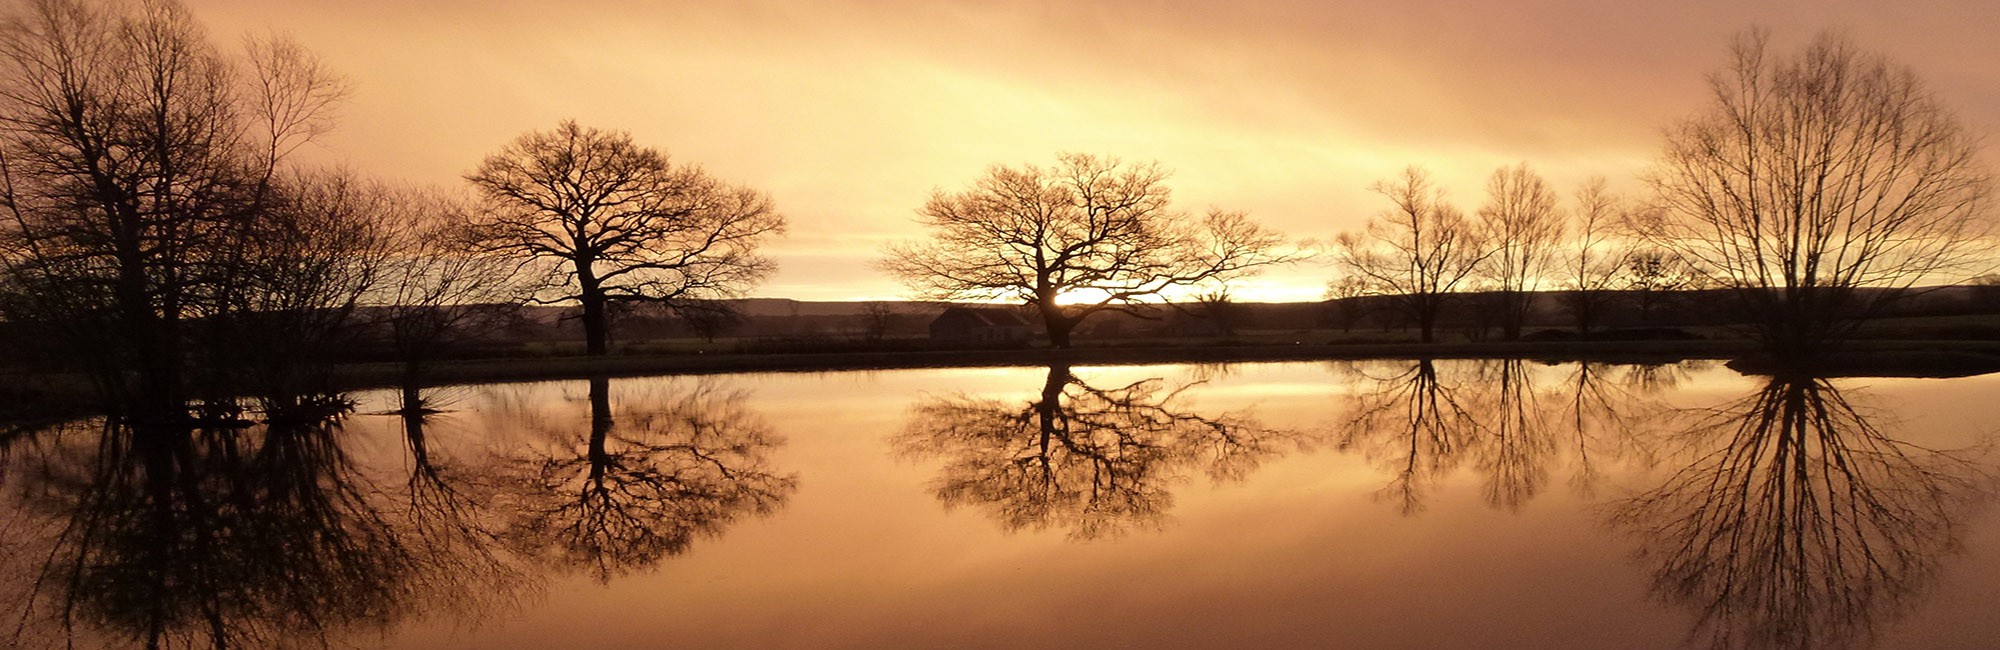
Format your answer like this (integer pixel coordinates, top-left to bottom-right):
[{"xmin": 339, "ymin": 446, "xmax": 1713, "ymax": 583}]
[
  {"xmin": 211, "ymin": 170, "xmax": 401, "ymax": 416},
  {"xmin": 1477, "ymin": 163, "xmax": 1564, "ymax": 339},
  {"xmin": 372, "ymin": 188, "xmax": 524, "ymax": 411},
  {"xmin": 0, "ymin": 0, "xmax": 348, "ymax": 419},
  {"xmin": 880, "ymin": 153, "xmax": 1297, "ymax": 348},
  {"xmin": 464, "ymin": 121, "xmax": 784, "ymax": 356},
  {"xmin": 1639, "ymin": 30, "xmax": 1994, "ymax": 360},
  {"xmin": 1333, "ymin": 167, "xmax": 1491, "ymax": 343},
  {"xmin": 1559, "ymin": 177, "xmax": 1629, "ymax": 334}
]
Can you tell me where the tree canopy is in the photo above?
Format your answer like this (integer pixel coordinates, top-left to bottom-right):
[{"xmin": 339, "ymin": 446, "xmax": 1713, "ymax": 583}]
[
  {"xmin": 464, "ymin": 121, "xmax": 784, "ymax": 355},
  {"xmin": 881, "ymin": 153, "xmax": 1296, "ymax": 347}
]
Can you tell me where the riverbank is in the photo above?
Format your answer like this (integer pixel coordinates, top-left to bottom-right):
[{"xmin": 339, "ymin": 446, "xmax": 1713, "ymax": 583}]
[{"xmin": 8, "ymin": 338, "xmax": 2000, "ymax": 422}]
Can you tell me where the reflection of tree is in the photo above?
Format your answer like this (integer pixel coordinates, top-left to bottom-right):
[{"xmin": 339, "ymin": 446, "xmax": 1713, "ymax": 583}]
[
  {"xmin": 895, "ymin": 364, "xmax": 1284, "ymax": 540},
  {"xmin": 1552, "ymin": 361, "xmax": 1683, "ymax": 496},
  {"xmin": 499, "ymin": 377, "xmax": 796, "ymax": 582},
  {"xmin": 1607, "ymin": 376, "xmax": 1989, "ymax": 650},
  {"xmin": 396, "ymin": 411, "xmax": 532, "ymax": 617},
  {"xmin": 1337, "ymin": 359, "xmax": 1485, "ymax": 514},
  {"xmin": 1468, "ymin": 359, "xmax": 1556, "ymax": 510},
  {"xmin": 1339, "ymin": 359, "xmax": 1673, "ymax": 513},
  {"xmin": 3, "ymin": 416, "xmax": 524, "ymax": 648}
]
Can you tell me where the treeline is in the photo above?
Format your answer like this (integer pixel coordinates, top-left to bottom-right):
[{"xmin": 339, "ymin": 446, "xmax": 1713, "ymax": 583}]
[
  {"xmin": 876, "ymin": 32, "xmax": 1993, "ymax": 358},
  {"xmin": 0, "ymin": 0, "xmax": 781, "ymax": 420}
]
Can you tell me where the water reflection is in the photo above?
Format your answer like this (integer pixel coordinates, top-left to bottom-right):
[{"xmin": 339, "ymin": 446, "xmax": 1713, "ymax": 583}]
[
  {"xmin": 1337, "ymin": 359, "xmax": 1677, "ymax": 513},
  {"xmin": 1607, "ymin": 375, "xmax": 1991, "ymax": 650},
  {"xmin": 1, "ymin": 418, "xmax": 521, "ymax": 648},
  {"xmin": 493, "ymin": 377, "xmax": 798, "ymax": 582},
  {"xmin": 1, "ymin": 376, "xmax": 795, "ymax": 647},
  {"xmin": 896, "ymin": 364, "xmax": 1289, "ymax": 539}
]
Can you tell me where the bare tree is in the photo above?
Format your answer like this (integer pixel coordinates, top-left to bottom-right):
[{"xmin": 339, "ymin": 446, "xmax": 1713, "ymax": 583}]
[
  {"xmin": 1333, "ymin": 167, "xmax": 1492, "ymax": 343},
  {"xmin": 373, "ymin": 188, "xmax": 524, "ymax": 412},
  {"xmin": 1619, "ymin": 245, "xmax": 1704, "ymax": 323},
  {"xmin": 1639, "ymin": 30, "xmax": 1994, "ymax": 360},
  {"xmin": 1189, "ymin": 289, "xmax": 1241, "ymax": 336},
  {"xmin": 1476, "ymin": 163, "xmax": 1564, "ymax": 340},
  {"xmin": 0, "ymin": 0, "xmax": 348, "ymax": 419},
  {"xmin": 1558, "ymin": 177, "xmax": 1628, "ymax": 334},
  {"xmin": 856, "ymin": 300, "xmax": 897, "ymax": 342},
  {"xmin": 210, "ymin": 170, "xmax": 401, "ymax": 417},
  {"xmin": 880, "ymin": 153, "xmax": 1298, "ymax": 348},
  {"xmin": 463, "ymin": 121, "xmax": 785, "ymax": 356}
]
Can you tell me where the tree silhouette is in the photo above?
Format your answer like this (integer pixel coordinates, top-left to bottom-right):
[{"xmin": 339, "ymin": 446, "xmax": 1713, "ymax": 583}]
[
  {"xmin": 1476, "ymin": 163, "xmax": 1564, "ymax": 340},
  {"xmin": 895, "ymin": 364, "xmax": 1286, "ymax": 539},
  {"xmin": 1332, "ymin": 167, "xmax": 1491, "ymax": 343},
  {"xmin": 464, "ymin": 121, "xmax": 784, "ymax": 356},
  {"xmin": 497, "ymin": 377, "xmax": 796, "ymax": 581},
  {"xmin": 1607, "ymin": 376, "xmax": 1989, "ymax": 650},
  {"xmin": 2, "ymin": 416, "xmax": 528, "ymax": 649},
  {"xmin": 0, "ymin": 0, "xmax": 352, "ymax": 420},
  {"xmin": 1558, "ymin": 178, "xmax": 1629, "ymax": 334},
  {"xmin": 881, "ymin": 153, "xmax": 1297, "ymax": 348},
  {"xmin": 1639, "ymin": 30, "xmax": 1993, "ymax": 361}
]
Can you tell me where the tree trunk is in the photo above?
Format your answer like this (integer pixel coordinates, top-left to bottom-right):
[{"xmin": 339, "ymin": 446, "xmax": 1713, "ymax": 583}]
[
  {"xmin": 1036, "ymin": 295, "xmax": 1076, "ymax": 348},
  {"xmin": 578, "ymin": 263, "xmax": 609, "ymax": 356},
  {"xmin": 1501, "ymin": 290, "xmax": 1526, "ymax": 340},
  {"xmin": 587, "ymin": 375, "xmax": 613, "ymax": 478},
  {"xmin": 1036, "ymin": 364, "xmax": 1069, "ymax": 457}
]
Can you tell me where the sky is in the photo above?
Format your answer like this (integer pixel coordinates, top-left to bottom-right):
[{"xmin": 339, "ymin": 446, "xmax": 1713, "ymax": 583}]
[{"xmin": 179, "ymin": 0, "xmax": 2000, "ymax": 302}]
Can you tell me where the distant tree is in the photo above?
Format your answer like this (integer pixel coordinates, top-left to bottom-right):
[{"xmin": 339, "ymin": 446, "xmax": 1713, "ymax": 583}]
[
  {"xmin": 1558, "ymin": 178, "xmax": 1629, "ymax": 334},
  {"xmin": 1971, "ymin": 274, "xmax": 2000, "ymax": 312},
  {"xmin": 880, "ymin": 153, "xmax": 1298, "ymax": 348},
  {"xmin": 1619, "ymin": 247, "xmax": 1703, "ymax": 323},
  {"xmin": 1477, "ymin": 163, "xmax": 1564, "ymax": 340},
  {"xmin": 1324, "ymin": 275, "xmax": 1373, "ymax": 332},
  {"xmin": 463, "ymin": 121, "xmax": 784, "ymax": 356},
  {"xmin": 1333, "ymin": 167, "xmax": 1492, "ymax": 343},
  {"xmin": 857, "ymin": 301, "xmax": 897, "ymax": 342},
  {"xmin": 1638, "ymin": 30, "xmax": 1993, "ymax": 360},
  {"xmin": 1191, "ymin": 289, "xmax": 1241, "ymax": 336}
]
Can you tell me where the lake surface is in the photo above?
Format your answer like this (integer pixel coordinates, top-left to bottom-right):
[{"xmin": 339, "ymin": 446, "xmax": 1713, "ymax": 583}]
[{"xmin": 6, "ymin": 360, "xmax": 1999, "ymax": 649}]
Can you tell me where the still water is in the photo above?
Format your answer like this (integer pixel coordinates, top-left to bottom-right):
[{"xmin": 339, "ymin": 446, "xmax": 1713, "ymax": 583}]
[{"xmin": 5, "ymin": 360, "xmax": 1999, "ymax": 649}]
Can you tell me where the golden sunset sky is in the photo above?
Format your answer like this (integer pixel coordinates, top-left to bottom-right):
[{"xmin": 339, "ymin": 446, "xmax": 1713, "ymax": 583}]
[{"xmin": 182, "ymin": 0, "xmax": 2000, "ymax": 302}]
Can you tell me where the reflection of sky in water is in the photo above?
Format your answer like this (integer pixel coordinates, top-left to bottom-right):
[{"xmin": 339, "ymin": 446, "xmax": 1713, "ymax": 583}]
[{"xmin": 10, "ymin": 361, "xmax": 2000, "ymax": 649}]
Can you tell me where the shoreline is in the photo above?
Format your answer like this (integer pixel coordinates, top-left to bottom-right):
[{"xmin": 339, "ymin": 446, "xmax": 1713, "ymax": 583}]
[
  {"xmin": 336, "ymin": 338, "xmax": 2000, "ymax": 390},
  {"xmin": 8, "ymin": 339, "xmax": 2000, "ymax": 421}
]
